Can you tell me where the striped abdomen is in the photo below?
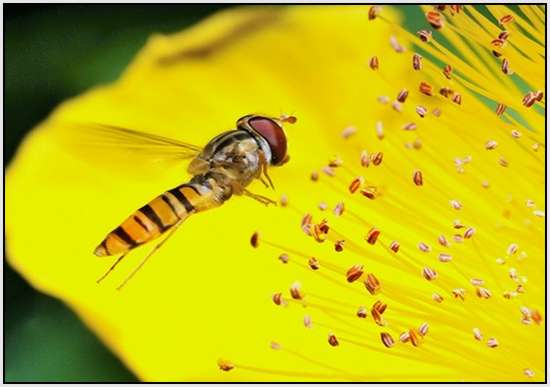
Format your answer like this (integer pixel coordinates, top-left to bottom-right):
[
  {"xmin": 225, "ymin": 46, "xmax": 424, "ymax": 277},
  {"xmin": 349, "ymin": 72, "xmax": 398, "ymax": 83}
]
[{"xmin": 94, "ymin": 183, "xmax": 217, "ymax": 257}]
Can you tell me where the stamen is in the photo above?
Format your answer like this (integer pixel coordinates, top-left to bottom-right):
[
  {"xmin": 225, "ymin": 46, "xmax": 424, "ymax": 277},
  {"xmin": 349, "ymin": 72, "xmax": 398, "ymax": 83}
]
[
  {"xmin": 487, "ymin": 338, "xmax": 499, "ymax": 348},
  {"xmin": 419, "ymin": 81, "xmax": 433, "ymax": 96},
  {"xmin": 341, "ymin": 126, "xmax": 357, "ymax": 139},
  {"xmin": 417, "ymin": 29, "xmax": 432, "ymax": 42},
  {"xmin": 289, "ymin": 281, "xmax": 304, "ymax": 300},
  {"xmin": 380, "ymin": 332, "xmax": 395, "ymax": 348},
  {"xmin": 328, "ymin": 333, "xmax": 339, "ymax": 347},
  {"xmin": 218, "ymin": 359, "xmax": 235, "ymax": 372},
  {"xmin": 356, "ymin": 306, "xmax": 367, "ymax": 318},
  {"xmin": 422, "ymin": 267, "xmax": 437, "ymax": 281},
  {"xmin": 279, "ymin": 253, "xmax": 289, "ymax": 264},
  {"xmin": 346, "ymin": 264, "xmax": 364, "ymax": 283},
  {"xmin": 473, "ymin": 328, "xmax": 483, "ymax": 341},
  {"xmin": 396, "ymin": 89, "xmax": 409, "ymax": 103},
  {"xmin": 368, "ymin": 6, "xmax": 380, "ymax": 20},
  {"xmin": 349, "ymin": 176, "xmax": 364, "ymax": 194},
  {"xmin": 364, "ymin": 273, "xmax": 381, "ymax": 295},
  {"xmin": 366, "ymin": 228, "xmax": 381, "ymax": 244},
  {"xmin": 413, "ymin": 170, "xmax": 423, "ymax": 186},
  {"xmin": 413, "ymin": 54, "xmax": 423, "ymax": 70},
  {"xmin": 308, "ymin": 257, "xmax": 320, "ymax": 270},
  {"xmin": 369, "ymin": 56, "xmax": 380, "ymax": 70}
]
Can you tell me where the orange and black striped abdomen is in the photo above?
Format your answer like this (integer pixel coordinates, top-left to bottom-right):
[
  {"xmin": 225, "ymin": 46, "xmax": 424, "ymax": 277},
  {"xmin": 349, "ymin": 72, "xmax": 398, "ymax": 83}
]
[{"xmin": 94, "ymin": 184, "xmax": 207, "ymax": 257}]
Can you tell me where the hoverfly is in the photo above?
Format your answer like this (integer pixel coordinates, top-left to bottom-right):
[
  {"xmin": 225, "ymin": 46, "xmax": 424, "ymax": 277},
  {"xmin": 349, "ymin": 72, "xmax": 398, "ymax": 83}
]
[{"xmin": 89, "ymin": 114, "xmax": 295, "ymax": 289}]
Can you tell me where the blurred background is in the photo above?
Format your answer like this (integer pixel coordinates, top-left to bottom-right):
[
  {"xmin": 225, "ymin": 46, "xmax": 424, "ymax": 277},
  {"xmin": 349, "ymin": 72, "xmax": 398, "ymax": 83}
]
[{"xmin": 4, "ymin": 4, "xmax": 430, "ymax": 382}]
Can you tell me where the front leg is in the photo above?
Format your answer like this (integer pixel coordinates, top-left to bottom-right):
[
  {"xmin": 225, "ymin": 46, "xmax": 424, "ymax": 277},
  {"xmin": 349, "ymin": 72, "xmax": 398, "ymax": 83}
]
[
  {"xmin": 258, "ymin": 150, "xmax": 275, "ymax": 190},
  {"xmin": 230, "ymin": 180, "xmax": 277, "ymax": 206}
]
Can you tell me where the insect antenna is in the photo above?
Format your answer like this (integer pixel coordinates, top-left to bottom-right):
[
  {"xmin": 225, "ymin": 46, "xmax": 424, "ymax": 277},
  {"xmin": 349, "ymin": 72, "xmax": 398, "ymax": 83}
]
[{"xmin": 117, "ymin": 219, "xmax": 184, "ymax": 291}]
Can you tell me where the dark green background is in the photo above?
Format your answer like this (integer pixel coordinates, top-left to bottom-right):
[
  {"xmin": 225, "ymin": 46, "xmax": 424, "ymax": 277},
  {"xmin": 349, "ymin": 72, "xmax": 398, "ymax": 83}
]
[{"xmin": 4, "ymin": 4, "xmax": 430, "ymax": 382}]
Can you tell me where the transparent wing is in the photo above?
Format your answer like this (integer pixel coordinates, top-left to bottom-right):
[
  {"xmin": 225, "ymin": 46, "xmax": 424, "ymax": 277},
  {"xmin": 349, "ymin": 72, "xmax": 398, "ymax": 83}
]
[{"xmin": 55, "ymin": 121, "xmax": 204, "ymax": 178}]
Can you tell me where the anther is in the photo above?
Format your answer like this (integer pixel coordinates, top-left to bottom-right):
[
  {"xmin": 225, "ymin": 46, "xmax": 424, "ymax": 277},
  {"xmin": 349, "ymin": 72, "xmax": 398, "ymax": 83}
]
[
  {"xmin": 310, "ymin": 171, "xmax": 319, "ymax": 181},
  {"xmin": 470, "ymin": 278, "xmax": 484, "ymax": 286},
  {"xmin": 402, "ymin": 122, "xmax": 417, "ymax": 131},
  {"xmin": 357, "ymin": 306, "xmax": 367, "ymax": 318},
  {"xmin": 368, "ymin": 6, "xmax": 380, "ymax": 20},
  {"xmin": 423, "ymin": 267, "xmax": 437, "ymax": 280},
  {"xmin": 290, "ymin": 281, "xmax": 304, "ymax": 300},
  {"xmin": 419, "ymin": 81, "xmax": 433, "ymax": 96},
  {"xmin": 438, "ymin": 252, "xmax": 452, "ymax": 262},
  {"xmin": 251, "ymin": 232, "xmax": 260, "ymax": 248},
  {"xmin": 463, "ymin": 227, "xmax": 475, "ymax": 239},
  {"xmin": 366, "ymin": 228, "xmax": 381, "ymax": 245},
  {"xmin": 409, "ymin": 329, "xmax": 421, "ymax": 347},
  {"xmin": 418, "ymin": 322, "xmax": 429, "ymax": 336},
  {"xmin": 417, "ymin": 29, "xmax": 432, "ymax": 42},
  {"xmin": 501, "ymin": 58, "xmax": 513, "ymax": 75},
  {"xmin": 273, "ymin": 292, "xmax": 283, "ymax": 305},
  {"xmin": 476, "ymin": 287, "xmax": 492, "ymax": 299},
  {"xmin": 487, "ymin": 338, "xmax": 499, "ymax": 348},
  {"xmin": 369, "ymin": 56, "xmax": 379, "ymax": 70},
  {"xmin": 413, "ymin": 54, "xmax": 423, "ymax": 70},
  {"xmin": 371, "ymin": 152, "xmax": 383, "ymax": 166},
  {"xmin": 418, "ymin": 242, "xmax": 431, "ymax": 252},
  {"xmin": 426, "ymin": 10, "xmax": 444, "ymax": 29},
  {"xmin": 499, "ymin": 14, "xmax": 513, "ymax": 25},
  {"xmin": 364, "ymin": 273, "xmax": 381, "ymax": 295},
  {"xmin": 360, "ymin": 150, "xmax": 370, "ymax": 167},
  {"xmin": 334, "ymin": 202, "xmax": 345, "ymax": 216},
  {"xmin": 392, "ymin": 101, "xmax": 402, "ymax": 112},
  {"xmin": 279, "ymin": 253, "xmax": 289, "ymax": 264},
  {"xmin": 440, "ymin": 87, "xmax": 453, "ymax": 98},
  {"xmin": 485, "ymin": 140, "xmax": 498, "ymax": 150},
  {"xmin": 328, "ymin": 333, "xmax": 339, "ymax": 347},
  {"xmin": 416, "ymin": 105, "xmax": 428, "ymax": 117},
  {"xmin": 341, "ymin": 126, "xmax": 357, "ymax": 139},
  {"xmin": 452, "ymin": 288, "xmax": 465, "ymax": 300},
  {"xmin": 346, "ymin": 264, "xmax": 364, "ymax": 282},
  {"xmin": 390, "ymin": 240, "xmax": 400, "ymax": 253},
  {"xmin": 443, "ymin": 64, "xmax": 452, "ymax": 79},
  {"xmin": 397, "ymin": 89, "xmax": 409, "ymax": 103},
  {"xmin": 360, "ymin": 187, "xmax": 377, "ymax": 200},
  {"xmin": 473, "ymin": 328, "xmax": 483, "ymax": 341},
  {"xmin": 308, "ymin": 257, "xmax": 320, "ymax": 270},
  {"xmin": 218, "ymin": 359, "xmax": 235, "ymax": 372},
  {"xmin": 390, "ymin": 35, "xmax": 405, "ymax": 53},
  {"xmin": 375, "ymin": 121, "xmax": 384, "ymax": 139},
  {"xmin": 380, "ymin": 332, "xmax": 395, "ymax": 348},
  {"xmin": 438, "ymin": 235, "xmax": 449, "ymax": 247},
  {"xmin": 349, "ymin": 177, "xmax": 364, "ymax": 194},
  {"xmin": 413, "ymin": 170, "xmax": 423, "ymax": 186},
  {"xmin": 432, "ymin": 293, "xmax": 444, "ymax": 303},
  {"xmin": 522, "ymin": 91, "xmax": 537, "ymax": 107},
  {"xmin": 452, "ymin": 93, "xmax": 462, "ymax": 105},
  {"xmin": 304, "ymin": 315, "xmax": 312, "ymax": 328},
  {"xmin": 334, "ymin": 240, "xmax": 345, "ymax": 252},
  {"xmin": 495, "ymin": 103, "xmax": 507, "ymax": 116},
  {"xmin": 450, "ymin": 199, "xmax": 462, "ymax": 210}
]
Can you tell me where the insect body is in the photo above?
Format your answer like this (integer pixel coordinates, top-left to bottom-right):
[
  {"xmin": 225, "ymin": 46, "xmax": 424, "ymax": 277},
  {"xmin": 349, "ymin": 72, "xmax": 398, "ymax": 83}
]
[{"xmin": 92, "ymin": 114, "xmax": 294, "ymax": 288}]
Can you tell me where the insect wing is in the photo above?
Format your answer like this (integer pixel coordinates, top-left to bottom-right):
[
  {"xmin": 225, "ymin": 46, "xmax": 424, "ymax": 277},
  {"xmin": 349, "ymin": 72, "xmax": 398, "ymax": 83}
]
[{"xmin": 54, "ymin": 121, "xmax": 204, "ymax": 177}]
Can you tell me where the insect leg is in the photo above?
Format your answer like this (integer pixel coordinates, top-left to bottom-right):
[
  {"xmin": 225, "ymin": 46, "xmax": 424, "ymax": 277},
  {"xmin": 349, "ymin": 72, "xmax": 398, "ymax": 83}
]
[
  {"xmin": 116, "ymin": 219, "xmax": 184, "ymax": 291},
  {"xmin": 96, "ymin": 252, "xmax": 128, "ymax": 284},
  {"xmin": 243, "ymin": 189, "xmax": 277, "ymax": 206},
  {"xmin": 258, "ymin": 150, "xmax": 275, "ymax": 190}
]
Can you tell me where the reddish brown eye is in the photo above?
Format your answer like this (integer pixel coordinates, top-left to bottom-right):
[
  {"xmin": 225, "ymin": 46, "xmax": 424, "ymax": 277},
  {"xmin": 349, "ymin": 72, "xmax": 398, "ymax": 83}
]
[{"xmin": 249, "ymin": 117, "xmax": 287, "ymax": 165}]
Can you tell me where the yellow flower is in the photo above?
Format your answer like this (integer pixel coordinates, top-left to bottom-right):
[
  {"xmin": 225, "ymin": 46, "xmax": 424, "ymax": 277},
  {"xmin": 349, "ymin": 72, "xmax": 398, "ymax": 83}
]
[{"xmin": 6, "ymin": 5, "xmax": 545, "ymax": 382}]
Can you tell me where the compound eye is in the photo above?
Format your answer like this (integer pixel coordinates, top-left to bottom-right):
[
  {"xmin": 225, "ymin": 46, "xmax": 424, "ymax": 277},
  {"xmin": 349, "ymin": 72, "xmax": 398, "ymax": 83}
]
[{"xmin": 248, "ymin": 117, "xmax": 287, "ymax": 165}]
